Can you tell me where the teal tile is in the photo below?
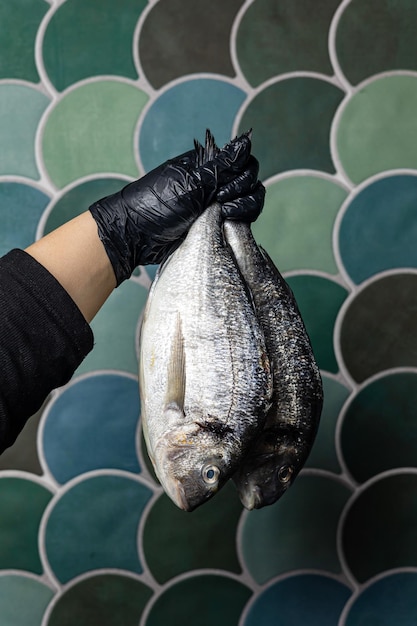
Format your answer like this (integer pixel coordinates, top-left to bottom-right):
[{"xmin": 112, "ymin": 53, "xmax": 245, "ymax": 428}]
[
  {"xmin": 0, "ymin": 182, "xmax": 50, "ymax": 256},
  {"xmin": 42, "ymin": 373, "xmax": 141, "ymax": 484},
  {"xmin": 338, "ymin": 174, "xmax": 417, "ymax": 283},
  {"xmin": 0, "ymin": 1, "xmax": 47, "ymax": 82},
  {"xmin": 345, "ymin": 572, "xmax": 417, "ymax": 626},
  {"xmin": 139, "ymin": 78, "xmax": 246, "ymax": 172},
  {"xmin": 0, "ymin": 84, "xmax": 50, "ymax": 179},
  {"xmin": 244, "ymin": 574, "xmax": 351, "ymax": 626},
  {"xmin": 44, "ymin": 474, "xmax": 152, "ymax": 583}
]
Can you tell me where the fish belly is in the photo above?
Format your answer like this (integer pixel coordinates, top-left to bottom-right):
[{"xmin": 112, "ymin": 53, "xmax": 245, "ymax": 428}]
[{"xmin": 139, "ymin": 204, "xmax": 272, "ymax": 468}]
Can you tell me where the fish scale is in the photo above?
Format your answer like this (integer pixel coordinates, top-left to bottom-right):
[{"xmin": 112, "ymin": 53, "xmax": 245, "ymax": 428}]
[
  {"xmin": 223, "ymin": 220, "xmax": 323, "ymax": 510},
  {"xmin": 138, "ymin": 201, "xmax": 272, "ymax": 511}
]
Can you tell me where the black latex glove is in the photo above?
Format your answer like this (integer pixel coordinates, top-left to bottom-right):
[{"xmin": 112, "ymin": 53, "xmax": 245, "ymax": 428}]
[{"xmin": 89, "ymin": 131, "xmax": 265, "ymax": 285}]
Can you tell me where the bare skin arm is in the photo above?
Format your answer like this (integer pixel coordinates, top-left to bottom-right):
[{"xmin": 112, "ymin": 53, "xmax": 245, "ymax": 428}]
[{"xmin": 25, "ymin": 211, "xmax": 116, "ymax": 323}]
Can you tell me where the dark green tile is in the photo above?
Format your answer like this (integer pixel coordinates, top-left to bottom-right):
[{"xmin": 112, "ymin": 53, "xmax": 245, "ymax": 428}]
[
  {"xmin": 143, "ymin": 481, "xmax": 242, "ymax": 584},
  {"xmin": 340, "ymin": 273, "xmax": 417, "ymax": 383},
  {"xmin": 239, "ymin": 77, "xmax": 344, "ymax": 180},
  {"xmin": 138, "ymin": 0, "xmax": 243, "ymax": 89},
  {"xmin": 237, "ymin": 0, "xmax": 339, "ymax": 86}
]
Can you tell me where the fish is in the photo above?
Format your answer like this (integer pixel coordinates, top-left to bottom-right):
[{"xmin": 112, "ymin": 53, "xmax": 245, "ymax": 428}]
[
  {"xmin": 223, "ymin": 220, "xmax": 323, "ymax": 510},
  {"xmin": 138, "ymin": 134, "xmax": 273, "ymax": 512}
]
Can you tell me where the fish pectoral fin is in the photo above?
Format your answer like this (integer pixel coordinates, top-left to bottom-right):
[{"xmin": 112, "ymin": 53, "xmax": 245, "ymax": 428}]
[{"xmin": 165, "ymin": 313, "xmax": 186, "ymax": 409}]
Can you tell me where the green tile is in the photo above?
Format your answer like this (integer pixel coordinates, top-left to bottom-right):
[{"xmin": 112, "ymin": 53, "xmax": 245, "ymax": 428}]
[
  {"xmin": 143, "ymin": 481, "xmax": 242, "ymax": 584},
  {"xmin": 42, "ymin": 80, "xmax": 148, "ymax": 188},
  {"xmin": 0, "ymin": 477, "xmax": 53, "ymax": 574},
  {"xmin": 336, "ymin": 0, "xmax": 417, "ymax": 85},
  {"xmin": 342, "ymin": 473, "xmax": 417, "ymax": 583},
  {"xmin": 254, "ymin": 175, "xmax": 347, "ymax": 274},
  {"xmin": 47, "ymin": 573, "xmax": 152, "ymax": 626},
  {"xmin": 0, "ymin": 574, "xmax": 54, "ymax": 626},
  {"xmin": 146, "ymin": 574, "xmax": 251, "ymax": 626},
  {"xmin": 286, "ymin": 274, "xmax": 348, "ymax": 374},
  {"xmin": 341, "ymin": 372, "xmax": 417, "ymax": 482},
  {"xmin": 336, "ymin": 75, "xmax": 417, "ymax": 183},
  {"xmin": 305, "ymin": 375, "xmax": 350, "ymax": 473},
  {"xmin": 340, "ymin": 273, "xmax": 417, "ymax": 383},
  {"xmin": 241, "ymin": 474, "xmax": 352, "ymax": 583}
]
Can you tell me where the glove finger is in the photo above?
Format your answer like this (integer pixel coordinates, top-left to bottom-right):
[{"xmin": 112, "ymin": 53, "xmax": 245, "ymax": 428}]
[
  {"xmin": 211, "ymin": 132, "xmax": 252, "ymax": 179},
  {"xmin": 221, "ymin": 181, "xmax": 265, "ymax": 223},
  {"xmin": 216, "ymin": 155, "xmax": 259, "ymax": 202}
]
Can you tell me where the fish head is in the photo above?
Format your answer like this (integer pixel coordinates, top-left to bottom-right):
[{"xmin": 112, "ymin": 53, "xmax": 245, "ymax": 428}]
[
  {"xmin": 232, "ymin": 430, "xmax": 304, "ymax": 510},
  {"xmin": 153, "ymin": 421, "xmax": 237, "ymax": 512}
]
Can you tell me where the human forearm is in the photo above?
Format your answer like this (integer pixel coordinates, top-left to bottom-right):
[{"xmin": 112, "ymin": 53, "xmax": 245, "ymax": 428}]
[{"xmin": 25, "ymin": 211, "xmax": 116, "ymax": 323}]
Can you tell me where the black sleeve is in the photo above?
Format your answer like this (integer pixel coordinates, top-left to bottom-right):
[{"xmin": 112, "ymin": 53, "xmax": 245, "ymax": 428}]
[{"xmin": 0, "ymin": 249, "xmax": 94, "ymax": 453}]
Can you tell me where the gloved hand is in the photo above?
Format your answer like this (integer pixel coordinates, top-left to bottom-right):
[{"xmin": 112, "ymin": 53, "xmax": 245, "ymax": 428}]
[{"xmin": 89, "ymin": 131, "xmax": 265, "ymax": 285}]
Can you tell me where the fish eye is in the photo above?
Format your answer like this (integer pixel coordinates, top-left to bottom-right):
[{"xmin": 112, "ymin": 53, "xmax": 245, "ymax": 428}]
[
  {"xmin": 277, "ymin": 464, "xmax": 293, "ymax": 485},
  {"xmin": 201, "ymin": 464, "xmax": 220, "ymax": 485}
]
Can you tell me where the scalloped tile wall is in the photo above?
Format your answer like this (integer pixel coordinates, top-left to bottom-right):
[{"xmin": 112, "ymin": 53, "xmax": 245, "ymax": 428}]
[{"xmin": 0, "ymin": 1, "xmax": 417, "ymax": 624}]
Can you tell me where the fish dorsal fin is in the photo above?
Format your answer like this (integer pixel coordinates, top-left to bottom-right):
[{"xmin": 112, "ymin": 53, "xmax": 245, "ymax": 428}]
[
  {"xmin": 194, "ymin": 128, "xmax": 253, "ymax": 167},
  {"xmin": 165, "ymin": 313, "xmax": 186, "ymax": 411},
  {"xmin": 194, "ymin": 129, "xmax": 220, "ymax": 167}
]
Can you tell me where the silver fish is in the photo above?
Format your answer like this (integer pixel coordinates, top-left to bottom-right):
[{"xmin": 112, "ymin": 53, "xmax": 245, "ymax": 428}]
[
  {"xmin": 223, "ymin": 221, "xmax": 323, "ymax": 510},
  {"xmin": 138, "ymin": 202, "xmax": 272, "ymax": 512}
]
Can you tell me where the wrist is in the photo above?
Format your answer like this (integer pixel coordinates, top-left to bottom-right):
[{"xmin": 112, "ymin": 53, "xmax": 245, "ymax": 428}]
[{"xmin": 26, "ymin": 212, "xmax": 116, "ymax": 322}]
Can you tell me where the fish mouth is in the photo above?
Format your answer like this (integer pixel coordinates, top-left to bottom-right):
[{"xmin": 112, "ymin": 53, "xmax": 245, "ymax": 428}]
[
  {"xmin": 165, "ymin": 480, "xmax": 214, "ymax": 512},
  {"xmin": 168, "ymin": 480, "xmax": 190, "ymax": 511},
  {"xmin": 151, "ymin": 440, "xmax": 196, "ymax": 511},
  {"xmin": 241, "ymin": 485, "xmax": 263, "ymax": 511},
  {"xmin": 155, "ymin": 467, "xmax": 191, "ymax": 511}
]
